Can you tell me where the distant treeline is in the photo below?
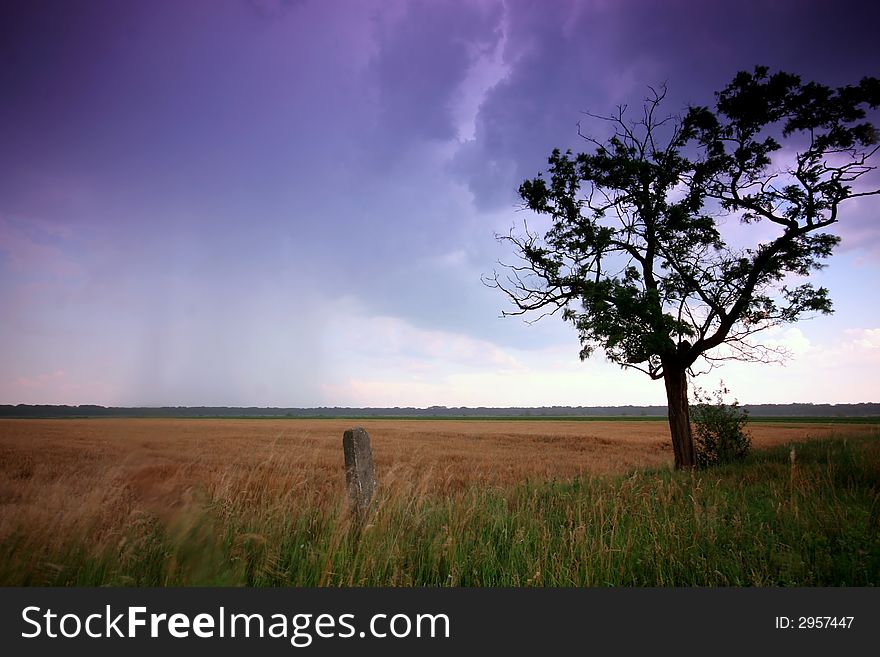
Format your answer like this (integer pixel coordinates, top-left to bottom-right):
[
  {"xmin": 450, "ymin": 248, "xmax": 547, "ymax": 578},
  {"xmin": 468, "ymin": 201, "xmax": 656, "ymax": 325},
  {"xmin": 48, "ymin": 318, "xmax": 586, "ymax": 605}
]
[{"xmin": 1, "ymin": 403, "xmax": 879, "ymax": 419}]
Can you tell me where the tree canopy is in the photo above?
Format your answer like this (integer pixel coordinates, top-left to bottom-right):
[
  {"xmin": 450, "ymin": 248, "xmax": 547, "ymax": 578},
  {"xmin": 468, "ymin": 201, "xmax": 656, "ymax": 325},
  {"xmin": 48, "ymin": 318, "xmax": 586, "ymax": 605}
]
[{"xmin": 490, "ymin": 67, "xmax": 880, "ymax": 468}]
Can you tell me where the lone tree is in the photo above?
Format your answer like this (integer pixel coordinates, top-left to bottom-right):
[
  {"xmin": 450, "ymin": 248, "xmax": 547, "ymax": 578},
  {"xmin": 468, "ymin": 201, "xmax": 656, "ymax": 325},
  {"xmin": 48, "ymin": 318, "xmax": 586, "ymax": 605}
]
[{"xmin": 489, "ymin": 67, "xmax": 879, "ymax": 468}]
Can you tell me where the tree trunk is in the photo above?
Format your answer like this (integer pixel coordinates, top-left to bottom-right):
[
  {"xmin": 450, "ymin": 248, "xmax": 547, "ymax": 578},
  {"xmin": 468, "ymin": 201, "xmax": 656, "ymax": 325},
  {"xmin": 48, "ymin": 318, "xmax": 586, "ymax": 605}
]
[{"xmin": 664, "ymin": 365, "xmax": 695, "ymax": 469}]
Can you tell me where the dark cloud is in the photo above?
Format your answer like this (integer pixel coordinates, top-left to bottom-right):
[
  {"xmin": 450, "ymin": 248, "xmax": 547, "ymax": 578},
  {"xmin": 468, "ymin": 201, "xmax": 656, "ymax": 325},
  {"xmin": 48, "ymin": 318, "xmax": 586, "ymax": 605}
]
[
  {"xmin": 243, "ymin": 0, "xmax": 306, "ymax": 20},
  {"xmin": 365, "ymin": 0, "xmax": 502, "ymax": 161},
  {"xmin": 453, "ymin": 0, "xmax": 880, "ymax": 211}
]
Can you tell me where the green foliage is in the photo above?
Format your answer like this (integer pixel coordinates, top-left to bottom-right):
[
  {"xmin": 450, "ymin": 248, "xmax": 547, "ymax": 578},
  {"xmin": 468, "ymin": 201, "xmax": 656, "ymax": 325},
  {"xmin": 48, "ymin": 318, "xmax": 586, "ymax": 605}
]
[{"xmin": 691, "ymin": 385, "xmax": 752, "ymax": 468}]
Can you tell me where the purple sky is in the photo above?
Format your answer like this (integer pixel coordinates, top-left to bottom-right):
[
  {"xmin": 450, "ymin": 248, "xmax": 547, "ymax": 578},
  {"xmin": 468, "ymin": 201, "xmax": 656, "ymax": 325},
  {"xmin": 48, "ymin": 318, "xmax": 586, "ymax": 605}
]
[{"xmin": 2, "ymin": 0, "xmax": 879, "ymax": 407}]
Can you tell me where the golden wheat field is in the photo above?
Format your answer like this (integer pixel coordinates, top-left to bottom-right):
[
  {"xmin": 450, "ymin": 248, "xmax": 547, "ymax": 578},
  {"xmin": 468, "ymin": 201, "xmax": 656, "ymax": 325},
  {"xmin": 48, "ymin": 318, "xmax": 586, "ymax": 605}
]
[
  {"xmin": 1, "ymin": 417, "xmax": 876, "ymax": 536},
  {"xmin": 2, "ymin": 417, "xmax": 879, "ymax": 586}
]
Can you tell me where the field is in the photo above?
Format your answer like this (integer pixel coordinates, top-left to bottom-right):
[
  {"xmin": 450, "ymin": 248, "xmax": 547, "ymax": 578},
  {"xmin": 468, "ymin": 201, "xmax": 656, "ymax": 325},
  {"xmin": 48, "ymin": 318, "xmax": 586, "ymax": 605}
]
[{"xmin": 1, "ymin": 418, "xmax": 878, "ymax": 586}]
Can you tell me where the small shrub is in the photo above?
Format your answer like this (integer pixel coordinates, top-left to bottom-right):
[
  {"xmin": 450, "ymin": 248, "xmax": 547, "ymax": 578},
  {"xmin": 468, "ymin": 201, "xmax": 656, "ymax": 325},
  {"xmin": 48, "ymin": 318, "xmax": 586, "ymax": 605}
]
[{"xmin": 690, "ymin": 385, "xmax": 751, "ymax": 468}]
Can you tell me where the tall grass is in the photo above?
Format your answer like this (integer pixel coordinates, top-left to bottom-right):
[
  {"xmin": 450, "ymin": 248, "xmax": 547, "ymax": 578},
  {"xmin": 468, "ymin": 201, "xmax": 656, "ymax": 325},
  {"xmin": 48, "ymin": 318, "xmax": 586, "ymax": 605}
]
[{"xmin": 2, "ymin": 432, "xmax": 876, "ymax": 586}]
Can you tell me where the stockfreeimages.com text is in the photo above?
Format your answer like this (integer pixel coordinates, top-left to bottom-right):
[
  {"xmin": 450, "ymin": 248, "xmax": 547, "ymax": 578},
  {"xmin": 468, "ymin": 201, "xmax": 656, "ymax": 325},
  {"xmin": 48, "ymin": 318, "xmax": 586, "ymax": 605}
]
[{"xmin": 21, "ymin": 605, "xmax": 450, "ymax": 647}]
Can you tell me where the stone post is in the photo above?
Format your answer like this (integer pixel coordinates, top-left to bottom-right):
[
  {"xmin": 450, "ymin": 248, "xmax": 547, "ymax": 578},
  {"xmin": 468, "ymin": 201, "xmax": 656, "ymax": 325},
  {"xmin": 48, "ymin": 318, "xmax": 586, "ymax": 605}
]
[{"xmin": 343, "ymin": 427, "xmax": 377, "ymax": 517}]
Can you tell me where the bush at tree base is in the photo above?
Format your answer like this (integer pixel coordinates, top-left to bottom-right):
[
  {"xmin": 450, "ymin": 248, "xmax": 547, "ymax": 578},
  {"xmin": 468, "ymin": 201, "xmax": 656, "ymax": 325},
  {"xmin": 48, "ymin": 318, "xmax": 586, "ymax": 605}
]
[{"xmin": 690, "ymin": 385, "xmax": 751, "ymax": 468}]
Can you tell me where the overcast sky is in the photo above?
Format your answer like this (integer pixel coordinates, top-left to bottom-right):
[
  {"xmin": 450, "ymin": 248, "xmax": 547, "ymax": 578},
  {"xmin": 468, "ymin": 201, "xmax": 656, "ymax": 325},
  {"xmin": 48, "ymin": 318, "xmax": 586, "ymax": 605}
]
[{"xmin": 2, "ymin": 0, "xmax": 879, "ymax": 407}]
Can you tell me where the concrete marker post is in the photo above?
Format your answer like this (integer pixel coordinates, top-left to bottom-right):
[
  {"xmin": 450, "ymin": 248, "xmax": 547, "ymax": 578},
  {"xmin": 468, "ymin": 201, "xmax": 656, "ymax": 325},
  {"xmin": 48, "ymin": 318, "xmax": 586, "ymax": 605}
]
[{"xmin": 343, "ymin": 427, "xmax": 377, "ymax": 519}]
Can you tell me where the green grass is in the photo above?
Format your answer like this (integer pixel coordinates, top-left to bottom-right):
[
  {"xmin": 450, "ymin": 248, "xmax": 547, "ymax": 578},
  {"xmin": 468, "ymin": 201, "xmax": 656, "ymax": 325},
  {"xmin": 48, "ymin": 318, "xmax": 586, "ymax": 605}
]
[{"xmin": 2, "ymin": 432, "xmax": 878, "ymax": 586}]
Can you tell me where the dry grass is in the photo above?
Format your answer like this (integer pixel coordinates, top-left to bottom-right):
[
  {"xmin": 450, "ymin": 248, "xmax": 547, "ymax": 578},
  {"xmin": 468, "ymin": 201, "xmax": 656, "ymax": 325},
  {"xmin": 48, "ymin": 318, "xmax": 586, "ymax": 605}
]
[
  {"xmin": 0, "ymin": 418, "xmax": 877, "ymax": 586},
  {"xmin": 1, "ymin": 417, "xmax": 875, "ymax": 543}
]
